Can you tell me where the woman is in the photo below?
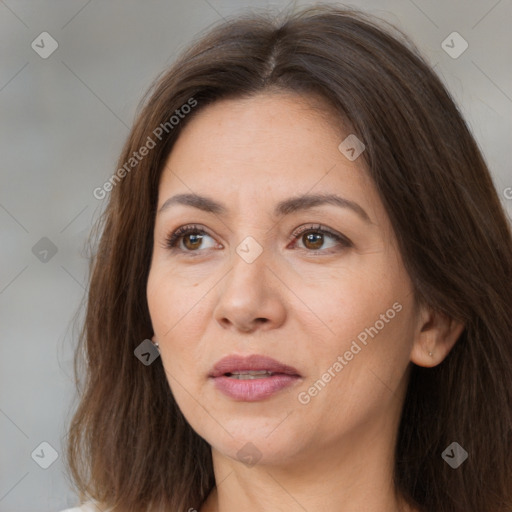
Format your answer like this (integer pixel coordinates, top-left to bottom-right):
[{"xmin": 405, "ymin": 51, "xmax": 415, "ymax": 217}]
[{"xmin": 61, "ymin": 4, "xmax": 512, "ymax": 512}]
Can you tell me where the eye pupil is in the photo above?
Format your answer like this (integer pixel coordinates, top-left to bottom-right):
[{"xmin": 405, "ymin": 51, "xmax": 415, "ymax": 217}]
[
  {"xmin": 184, "ymin": 233, "xmax": 203, "ymax": 250},
  {"xmin": 303, "ymin": 232, "xmax": 323, "ymax": 250}
]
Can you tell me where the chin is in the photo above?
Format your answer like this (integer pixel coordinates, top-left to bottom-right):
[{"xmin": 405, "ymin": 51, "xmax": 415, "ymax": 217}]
[{"xmin": 200, "ymin": 419, "xmax": 307, "ymax": 466}]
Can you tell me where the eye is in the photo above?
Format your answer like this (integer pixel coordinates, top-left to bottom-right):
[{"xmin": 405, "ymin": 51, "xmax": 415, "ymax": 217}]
[
  {"xmin": 163, "ymin": 223, "xmax": 352, "ymax": 255},
  {"xmin": 290, "ymin": 224, "xmax": 352, "ymax": 253},
  {"xmin": 164, "ymin": 224, "xmax": 220, "ymax": 252}
]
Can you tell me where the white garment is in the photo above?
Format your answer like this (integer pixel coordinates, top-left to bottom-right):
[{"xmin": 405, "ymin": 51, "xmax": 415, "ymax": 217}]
[{"xmin": 59, "ymin": 501, "xmax": 113, "ymax": 512}]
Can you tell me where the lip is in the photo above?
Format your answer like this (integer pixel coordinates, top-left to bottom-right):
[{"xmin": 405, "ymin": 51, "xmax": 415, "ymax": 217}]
[
  {"xmin": 209, "ymin": 354, "xmax": 302, "ymax": 402},
  {"xmin": 209, "ymin": 354, "xmax": 301, "ymax": 378}
]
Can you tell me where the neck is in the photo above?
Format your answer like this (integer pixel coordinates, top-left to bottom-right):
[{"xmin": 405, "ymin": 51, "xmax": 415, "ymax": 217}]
[{"xmin": 200, "ymin": 415, "xmax": 415, "ymax": 512}]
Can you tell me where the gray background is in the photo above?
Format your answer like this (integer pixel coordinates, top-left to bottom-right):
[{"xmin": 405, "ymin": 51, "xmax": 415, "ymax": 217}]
[{"xmin": 0, "ymin": 1, "xmax": 510, "ymax": 511}]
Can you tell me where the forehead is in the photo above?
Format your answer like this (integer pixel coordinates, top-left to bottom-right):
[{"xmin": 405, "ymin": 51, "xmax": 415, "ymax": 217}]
[
  {"xmin": 169, "ymin": 91, "xmax": 346, "ymax": 158},
  {"xmin": 157, "ymin": 92, "xmax": 383, "ymax": 223}
]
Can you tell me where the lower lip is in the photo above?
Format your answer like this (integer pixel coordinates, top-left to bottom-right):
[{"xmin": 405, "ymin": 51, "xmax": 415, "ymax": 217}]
[{"xmin": 211, "ymin": 374, "xmax": 300, "ymax": 401}]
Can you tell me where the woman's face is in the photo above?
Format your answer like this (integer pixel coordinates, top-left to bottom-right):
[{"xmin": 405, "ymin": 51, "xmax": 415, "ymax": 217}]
[{"xmin": 147, "ymin": 92, "xmax": 421, "ymax": 467}]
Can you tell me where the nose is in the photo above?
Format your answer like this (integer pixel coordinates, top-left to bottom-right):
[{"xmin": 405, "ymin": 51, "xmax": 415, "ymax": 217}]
[{"xmin": 213, "ymin": 248, "xmax": 287, "ymax": 334}]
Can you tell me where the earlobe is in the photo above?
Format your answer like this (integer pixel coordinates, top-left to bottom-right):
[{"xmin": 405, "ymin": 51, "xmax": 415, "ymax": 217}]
[
  {"xmin": 151, "ymin": 335, "xmax": 160, "ymax": 350},
  {"xmin": 410, "ymin": 307, "xmax": 465, "ymax": 368}
]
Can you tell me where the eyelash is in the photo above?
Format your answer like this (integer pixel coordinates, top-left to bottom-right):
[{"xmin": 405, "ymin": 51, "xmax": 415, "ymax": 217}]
[{"xmin": 163, "ymin": 224, "xmax": 352, "ymax": 255}]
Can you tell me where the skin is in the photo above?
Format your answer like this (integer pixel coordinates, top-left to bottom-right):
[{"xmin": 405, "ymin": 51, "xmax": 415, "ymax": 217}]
[{"xmin": 146, "ymin": 92, "xmax": 464, "ymax": 512}]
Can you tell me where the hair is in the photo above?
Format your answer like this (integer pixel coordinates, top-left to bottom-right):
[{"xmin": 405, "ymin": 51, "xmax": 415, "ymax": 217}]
[{"xmin": 64, "ymin": 4, "xmax": 512, "ymax": 512}]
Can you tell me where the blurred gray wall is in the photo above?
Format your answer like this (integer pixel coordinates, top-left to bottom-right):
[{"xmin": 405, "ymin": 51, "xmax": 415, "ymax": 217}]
[{"xmin": 0, "ymin": 1, "xmax": 510, "ymax": 510}]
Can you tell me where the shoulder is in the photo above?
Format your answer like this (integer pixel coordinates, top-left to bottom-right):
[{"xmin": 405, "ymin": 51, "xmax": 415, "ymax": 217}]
[{"xmin": 59, "ymin": 502, "xmax": 113, "ymax": 512}]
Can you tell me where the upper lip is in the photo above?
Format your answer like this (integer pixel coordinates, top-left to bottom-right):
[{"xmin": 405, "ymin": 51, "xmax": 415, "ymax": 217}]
[{"xmin": 209, "ymin": 354, "xmax": 301, "ymax": 378}]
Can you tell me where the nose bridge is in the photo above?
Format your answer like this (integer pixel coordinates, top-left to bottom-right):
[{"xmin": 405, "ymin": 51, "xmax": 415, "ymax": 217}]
[
  {"xmin": 213, "ymin": 233, "xmax": 286, "ymax": 331},
  {"xmin": 226, "ymin": 235, "xmax": 270, "ymax": 301},
  {"xmin": 229, "ymin": 213, "xmax": 272, "ymax": 279}
]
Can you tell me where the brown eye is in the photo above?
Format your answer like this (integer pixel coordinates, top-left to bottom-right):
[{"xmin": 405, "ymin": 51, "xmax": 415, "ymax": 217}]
[
  {"xmin": 292, "ymin": 224, "xmax": 352, "ymax": 253},
  {"xmin": 302, "ymin": 232, "xmax": 324, "ymax": 250},
  {"xmin": 165, "ymin": 225, "xmax": 218, "ymax": 252},
  {"xmin": 182, "ymin": 233, "xmax": 204, "ymax": 250}
]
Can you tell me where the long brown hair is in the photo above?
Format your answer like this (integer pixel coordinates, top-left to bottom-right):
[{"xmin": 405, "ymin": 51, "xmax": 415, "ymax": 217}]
[{"xmin": 64, "ymin": 4, "xmax": 512, "ymax": 511}]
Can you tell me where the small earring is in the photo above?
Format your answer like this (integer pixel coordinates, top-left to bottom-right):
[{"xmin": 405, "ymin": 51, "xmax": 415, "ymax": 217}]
[
  {"xmin": 153, "ymin": 340, "xmax": 159, "ymax": 348},
  {"xmin": 428, "ymin": 351, "xmax": 433, "ymax": 357}
]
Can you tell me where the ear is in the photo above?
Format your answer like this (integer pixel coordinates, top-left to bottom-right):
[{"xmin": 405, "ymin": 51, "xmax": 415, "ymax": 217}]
[{"xmin": 410, "ymin": 305, "xmax": 465, "ymax": 368}]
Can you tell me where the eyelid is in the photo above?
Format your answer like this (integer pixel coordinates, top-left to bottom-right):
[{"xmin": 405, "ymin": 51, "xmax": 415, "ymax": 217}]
[
  {"xmin": 162, "ymin": 223, "xmax": 352, "ymax": 254},
  {"xmin": 161, "ymin": 224, "xmax": 218, "ymax": 252},
  {"xmin": 288, "ymin": 224, "xmax": 353, "ymax": 252}
]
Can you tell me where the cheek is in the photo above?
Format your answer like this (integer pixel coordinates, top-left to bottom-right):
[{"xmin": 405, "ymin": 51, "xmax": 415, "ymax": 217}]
[
  {"xmin": 147, "ymin": 265, "xmax": 200, "ymax": 333},
  {"xmin": 331, "ymin": 300, "xmax": 413, "ymax": 395},
  {"xmin": 146, "ymin": 266, "xmax": 211, "ymax": 370},
  {"xmin": 311, "ymin": 265, "xmax": 403, "ymax": 340},
  {"xmin": 298, "ymin": 260, "xmax": 413, "ymax": 386},
  {"xmin": 147, "ymin": 270, "xmax": 174, "ymax": 334},
  {"xmin": 147, "ymin": 271, "xmax": 206, "ymax": 408}
]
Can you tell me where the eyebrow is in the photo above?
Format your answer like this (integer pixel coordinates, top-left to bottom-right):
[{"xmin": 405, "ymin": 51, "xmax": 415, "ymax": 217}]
[{"xmin": 158, "ymin": 192, "xmax": 371, "ymax": 223}]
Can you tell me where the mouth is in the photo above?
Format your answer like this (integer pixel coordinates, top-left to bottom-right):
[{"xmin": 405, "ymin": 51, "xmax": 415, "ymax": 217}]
[
  {"xmin": 224, "ymin": 370, "xmax": 278, "ymax": 380},
  {"xmin": 209, "ymin": 354, "xmax": 302, "ymax": 401},
  {"xmin": 209, "ymin": 354, "xmax": 301, "ymax": 378}
]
